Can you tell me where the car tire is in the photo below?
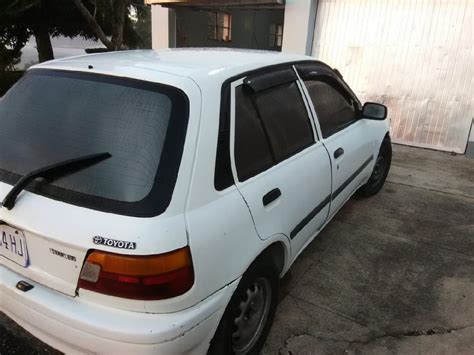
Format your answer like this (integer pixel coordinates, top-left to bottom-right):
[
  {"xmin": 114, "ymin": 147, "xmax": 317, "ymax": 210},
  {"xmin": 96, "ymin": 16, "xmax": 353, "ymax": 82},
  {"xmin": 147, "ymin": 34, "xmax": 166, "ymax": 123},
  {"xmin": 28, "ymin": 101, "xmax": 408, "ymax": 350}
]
[
  {"xmin": 357, "ymin": 136, "xmax": 392, "ymax": 197},
  {"xmin": 208, "ymin": 258, "xmax": 279, "ymax": 355}
]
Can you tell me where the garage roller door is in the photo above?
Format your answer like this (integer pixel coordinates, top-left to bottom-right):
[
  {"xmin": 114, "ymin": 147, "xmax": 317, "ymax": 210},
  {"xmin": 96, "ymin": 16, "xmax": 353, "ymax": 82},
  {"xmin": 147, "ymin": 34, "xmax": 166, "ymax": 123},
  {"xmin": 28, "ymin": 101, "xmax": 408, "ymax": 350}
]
[{"xmin": 312, "ymin": 0, "xmax": 473, "ymax": 153}]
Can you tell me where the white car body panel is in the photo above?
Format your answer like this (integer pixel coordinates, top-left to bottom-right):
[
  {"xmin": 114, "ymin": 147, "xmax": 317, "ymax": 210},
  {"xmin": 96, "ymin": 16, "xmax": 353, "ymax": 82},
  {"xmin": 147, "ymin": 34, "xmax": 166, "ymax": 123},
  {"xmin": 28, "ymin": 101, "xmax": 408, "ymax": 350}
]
[
  {"xmin": 0, "ymin": 48, "xmax": 390, "ymax": 354},
  {"xmin": 0, "ymin": 66, "xmax": 204, "ymax": 313},
  {"xmin": 228, "ymin": 78, "xmax": 332, "ymax": 260},
  {"xmin": 323, "ymin": 119, "xmax": 376, "ymax": 215},
  {"xmin": 184, "ymin": 75, "xmax": 291, "ymax": 297},
  {"xmin": 2, "ymin": 263, "xmax": 239, "ymax": 354}
]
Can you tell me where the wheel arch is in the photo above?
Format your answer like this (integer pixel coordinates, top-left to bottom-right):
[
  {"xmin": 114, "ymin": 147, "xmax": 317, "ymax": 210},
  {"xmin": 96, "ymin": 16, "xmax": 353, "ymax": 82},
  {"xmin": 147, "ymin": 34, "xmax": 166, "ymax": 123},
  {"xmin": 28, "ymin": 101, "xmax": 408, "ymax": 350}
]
[{"xmin": 251, "ymin": 238, "xmax": 290, "ymax": 278}]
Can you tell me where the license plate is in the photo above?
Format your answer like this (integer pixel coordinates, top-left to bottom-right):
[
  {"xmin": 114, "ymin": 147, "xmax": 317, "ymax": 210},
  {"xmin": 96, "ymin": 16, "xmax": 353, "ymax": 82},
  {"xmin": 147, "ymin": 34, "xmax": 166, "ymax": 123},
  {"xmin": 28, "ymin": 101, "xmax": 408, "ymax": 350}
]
[{"xmin": 0, "ymin": 224, "xmax": 29, "ymax": 267}]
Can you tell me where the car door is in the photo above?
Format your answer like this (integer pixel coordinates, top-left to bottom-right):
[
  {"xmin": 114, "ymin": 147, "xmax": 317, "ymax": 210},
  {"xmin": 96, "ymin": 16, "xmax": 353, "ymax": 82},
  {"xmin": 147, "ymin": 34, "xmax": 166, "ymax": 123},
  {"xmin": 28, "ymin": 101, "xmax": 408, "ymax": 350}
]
[
  {"xmin": 229, "ymin": 67, "xmax": 332, "ymax": 261},
  {"xmin": 296, "ymin": 64, "xmax": 375, "ymax": 216}
]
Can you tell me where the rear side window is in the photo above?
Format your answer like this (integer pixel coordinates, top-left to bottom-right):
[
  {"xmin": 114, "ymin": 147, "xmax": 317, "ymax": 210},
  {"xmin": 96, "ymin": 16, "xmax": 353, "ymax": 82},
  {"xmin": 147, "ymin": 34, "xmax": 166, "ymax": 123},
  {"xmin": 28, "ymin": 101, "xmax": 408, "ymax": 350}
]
[
  {"xmin": 234, "ymin": 80, "xmax": 314, "ymax": 181},
  {"xmin": 234, "ymin": 86, "xmax": 273, "ymax": 181},
  {"xmin": 0, "ymin": 69, "xmax": 189, "ymax": 217},
  {"xmin": 304, "ymin": 79, "xmax": 357, "ymax": 138},
  {"xmin": 253, "ymin": 81, "xmax": 314, "ymax": 161}
]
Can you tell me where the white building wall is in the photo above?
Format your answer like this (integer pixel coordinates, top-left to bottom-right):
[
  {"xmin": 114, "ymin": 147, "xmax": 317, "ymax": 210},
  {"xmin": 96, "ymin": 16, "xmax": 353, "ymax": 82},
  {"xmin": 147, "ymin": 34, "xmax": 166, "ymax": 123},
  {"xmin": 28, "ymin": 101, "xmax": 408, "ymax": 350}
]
[
  {"xmin": 281, "ymin": 0, "xmax": 316, "ymax": 55},
  {"xmin": 310, "ymin": 0, "xmax": 474, "ymax": 153},
  {"xmin": 151, "ymin": 5, "xmax": 170, "ymax": 49}
]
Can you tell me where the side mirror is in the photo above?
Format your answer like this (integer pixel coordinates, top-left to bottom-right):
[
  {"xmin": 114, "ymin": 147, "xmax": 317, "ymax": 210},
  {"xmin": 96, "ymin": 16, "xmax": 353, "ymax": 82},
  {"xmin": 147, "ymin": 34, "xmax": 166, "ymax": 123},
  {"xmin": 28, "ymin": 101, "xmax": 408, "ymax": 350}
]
[{"xmin": 362, "ymin": 102, "xmax": 387, "ymax": 120}]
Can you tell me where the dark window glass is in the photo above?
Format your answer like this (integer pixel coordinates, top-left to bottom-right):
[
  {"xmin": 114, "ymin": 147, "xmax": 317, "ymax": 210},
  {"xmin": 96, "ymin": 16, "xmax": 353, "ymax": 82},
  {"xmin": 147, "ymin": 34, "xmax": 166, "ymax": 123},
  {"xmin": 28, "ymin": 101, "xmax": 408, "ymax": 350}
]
[
  {"xmin": 234, "ymin": 86, "xmax": 273, "ymax": 181},
  {"xmin": 214, "ymin": 85, "xmax": 234, "ymax": 190},
  {"xmin": 253, "ymin": 81, "xmax": 314, "ymax": 161},
  {"xmin": 0, "ymin": 69, "xmax": 188, "ymax": 216},
  {"xmin": 304, "ymin": 79, "xmax": 357, "ymax": 138}
]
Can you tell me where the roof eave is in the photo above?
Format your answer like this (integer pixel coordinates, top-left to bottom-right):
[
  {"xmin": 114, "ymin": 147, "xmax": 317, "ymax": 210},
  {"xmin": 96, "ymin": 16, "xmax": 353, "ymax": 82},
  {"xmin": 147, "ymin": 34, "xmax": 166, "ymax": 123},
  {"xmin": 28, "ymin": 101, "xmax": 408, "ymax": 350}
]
[{"xmin": 145, "ymin": 0, "xmax": 285, "ymax": 9}]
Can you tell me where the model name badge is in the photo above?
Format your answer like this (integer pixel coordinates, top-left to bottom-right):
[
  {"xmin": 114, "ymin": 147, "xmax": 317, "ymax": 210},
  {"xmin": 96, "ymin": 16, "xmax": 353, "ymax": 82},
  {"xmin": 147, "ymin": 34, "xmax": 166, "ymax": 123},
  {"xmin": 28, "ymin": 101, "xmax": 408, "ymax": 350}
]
[
  {"xmin": 93, "ymin": 236, "xmax": 136, "ymax": 250},
  {"xmin": 50, "ymin": 248, "xmax": 76, "ymax": 262}
]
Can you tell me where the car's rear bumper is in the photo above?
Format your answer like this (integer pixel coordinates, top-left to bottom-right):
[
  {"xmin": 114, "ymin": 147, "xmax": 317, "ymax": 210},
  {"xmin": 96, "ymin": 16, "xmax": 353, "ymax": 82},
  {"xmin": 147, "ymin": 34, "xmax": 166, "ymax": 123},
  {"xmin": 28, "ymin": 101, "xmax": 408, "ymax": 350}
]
[{"xmin": 0, "ymin": 265, "xmax": 239, "ymax": 354}]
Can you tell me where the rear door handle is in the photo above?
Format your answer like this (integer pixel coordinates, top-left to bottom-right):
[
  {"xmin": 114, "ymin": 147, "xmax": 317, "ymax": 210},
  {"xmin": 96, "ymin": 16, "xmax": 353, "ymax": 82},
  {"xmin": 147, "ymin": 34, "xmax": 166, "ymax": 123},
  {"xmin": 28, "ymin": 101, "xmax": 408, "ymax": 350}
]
[
  {"xmin": 262, "ymin": 188, "xmax": 281, "ymax": 206},
  {"xmin": 334, "ymin": 147, "xmax": 344, "ymax": 159}
]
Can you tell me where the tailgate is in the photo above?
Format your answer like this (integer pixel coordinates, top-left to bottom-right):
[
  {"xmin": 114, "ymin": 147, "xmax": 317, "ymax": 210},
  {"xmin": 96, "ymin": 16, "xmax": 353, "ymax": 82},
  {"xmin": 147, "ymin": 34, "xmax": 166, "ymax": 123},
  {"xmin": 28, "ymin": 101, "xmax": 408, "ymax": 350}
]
[
  {"xmin": 0, "ymin": 183, "xmax": 188, "ymax": 297},
  {"xmin": 1, "ymin": 221, "xmax": 85, "ymax": 295}
]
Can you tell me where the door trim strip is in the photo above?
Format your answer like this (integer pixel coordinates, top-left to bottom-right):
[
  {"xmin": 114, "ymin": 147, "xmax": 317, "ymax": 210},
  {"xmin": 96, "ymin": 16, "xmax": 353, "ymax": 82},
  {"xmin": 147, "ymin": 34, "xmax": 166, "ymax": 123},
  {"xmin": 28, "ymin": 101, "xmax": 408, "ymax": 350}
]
[
  {"xmin": 290, "ymin": 195, "xmax": 331, "ymax": 239},
  {"xmin": 290, "ymin": 155, "xmax": 373, "ymax": 240},
  {"xmin": 331, "ymin": 155, "xmax": 373, "ymax": 200}
]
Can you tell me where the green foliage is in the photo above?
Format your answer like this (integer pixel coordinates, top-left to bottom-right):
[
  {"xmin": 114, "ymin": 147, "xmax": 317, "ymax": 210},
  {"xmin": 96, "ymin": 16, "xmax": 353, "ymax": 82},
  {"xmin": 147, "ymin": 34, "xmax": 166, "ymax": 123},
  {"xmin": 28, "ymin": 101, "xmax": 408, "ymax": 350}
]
[
  {"xmin": 0, "ymin": 70, "xmax": 24, "ymax": 96},
  {"xmin": 0, "ymin": 0, "xmax": 152, "ymax": 68},
  {"xmin": 132, "ymin": 3, "xmax": 152, "ymax": 49},
  {"xmin": 0, "ymin": 0, "xmax": 97, "ymax": 63},
  {"xmin": 0, "ymin": 26, "xmax": 29, "ymax": 71},
  {"xmin": 0, "ymin": 1, "xmax": 30, "ymax": 69},
  {"xmin": 1, "ymin": 0, "xmax": 94, "ymax": 39},
  {"xmin": 73, "ymin": 0, "xmax": 150, "ymax": 50}
]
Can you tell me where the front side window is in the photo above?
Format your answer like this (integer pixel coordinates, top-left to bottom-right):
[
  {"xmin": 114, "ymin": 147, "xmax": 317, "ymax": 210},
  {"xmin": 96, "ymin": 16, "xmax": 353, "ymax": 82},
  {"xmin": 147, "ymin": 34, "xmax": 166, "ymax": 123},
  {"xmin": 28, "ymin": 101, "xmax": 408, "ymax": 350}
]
[
  {"xmin": 304, "ymin": 78, "xmax": 358, "ymax": 138},
  {"xmin": 0, "ymin": 69, "xmax": 189, "ymax": 216},
  {"xmin": 207, "ymin": 12, "xmax": 232, "ymax": 42},
  {"xmin": 234, "ymin": 80, "xmax": 314, "ymax": 181}
]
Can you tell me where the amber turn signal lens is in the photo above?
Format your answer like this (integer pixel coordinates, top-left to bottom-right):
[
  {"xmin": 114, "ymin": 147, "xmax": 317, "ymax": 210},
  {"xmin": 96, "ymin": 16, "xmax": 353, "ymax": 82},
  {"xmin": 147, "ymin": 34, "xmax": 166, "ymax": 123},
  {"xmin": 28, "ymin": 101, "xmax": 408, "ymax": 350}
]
[{"xmin": 78, "ymin": 247, "xmax": 194, "ymax": 300}]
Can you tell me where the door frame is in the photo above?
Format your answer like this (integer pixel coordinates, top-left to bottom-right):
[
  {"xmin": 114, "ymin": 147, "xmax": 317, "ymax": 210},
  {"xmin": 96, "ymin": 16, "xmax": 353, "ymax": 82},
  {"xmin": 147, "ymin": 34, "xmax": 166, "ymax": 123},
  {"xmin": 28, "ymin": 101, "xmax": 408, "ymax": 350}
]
[{"xmin": 228, "ymin": 66, "xmax": 324, "ymax": 186}]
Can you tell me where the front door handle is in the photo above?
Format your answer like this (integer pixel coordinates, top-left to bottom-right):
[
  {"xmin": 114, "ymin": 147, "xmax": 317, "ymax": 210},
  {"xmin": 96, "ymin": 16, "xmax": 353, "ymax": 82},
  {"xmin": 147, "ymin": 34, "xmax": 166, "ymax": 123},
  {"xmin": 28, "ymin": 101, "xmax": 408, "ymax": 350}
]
[
  {"xmin": 263, "ymin": 188, "xmax": 281, "ymax": 206},
  {"xmin": 334, "ymin": 147, "xmax": 344, "ymax": 159}
]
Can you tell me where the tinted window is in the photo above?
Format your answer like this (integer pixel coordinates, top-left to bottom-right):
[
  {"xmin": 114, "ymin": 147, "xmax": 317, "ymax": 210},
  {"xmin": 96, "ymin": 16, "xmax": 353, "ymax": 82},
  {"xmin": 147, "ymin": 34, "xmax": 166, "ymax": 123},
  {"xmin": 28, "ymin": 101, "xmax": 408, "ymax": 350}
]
[
  {"xmin": 234, "ymin": 86, "xmax": 273, "ymax": 181},
  {"xmin": 253, "ymin": 81, "xmax": 314, "ymax": 161},
  {"xmin": 0, "ymin": 69, "xmax": 188, "ymax": 216},
  {"xmin": 304, "ymin": 79, "xmax": 357, "ymax": 138},
  {"xmin": 214, "ymin": 85, "xmax": 234, "ymax": 190}
]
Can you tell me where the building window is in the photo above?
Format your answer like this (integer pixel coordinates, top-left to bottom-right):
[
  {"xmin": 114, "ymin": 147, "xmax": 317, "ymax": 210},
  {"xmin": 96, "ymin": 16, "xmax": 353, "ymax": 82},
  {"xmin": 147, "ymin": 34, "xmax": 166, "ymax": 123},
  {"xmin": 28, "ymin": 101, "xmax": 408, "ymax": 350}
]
[
  {"xmin": 208, "ymin": 12, "xmax": 232, "ymax": 42},
  {"xmin": 269, "ymin": 24, "xmax": 283, "ymax": 48}
]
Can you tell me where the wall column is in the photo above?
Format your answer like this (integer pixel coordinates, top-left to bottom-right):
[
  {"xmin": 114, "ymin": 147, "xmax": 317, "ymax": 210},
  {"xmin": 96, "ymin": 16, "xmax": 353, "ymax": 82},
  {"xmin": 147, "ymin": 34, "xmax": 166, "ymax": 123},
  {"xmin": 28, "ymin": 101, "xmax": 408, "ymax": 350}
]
[
  {"xmin": 151, "ymin": 5, "xmax": 176, "ymax": 49},
  {"xmin": 281, "ymin": 0, "xmax": 318, "ymax": 55},
  {"xmin": 466, "ymin": 120, "xmax": 474, "ymax": 157}
]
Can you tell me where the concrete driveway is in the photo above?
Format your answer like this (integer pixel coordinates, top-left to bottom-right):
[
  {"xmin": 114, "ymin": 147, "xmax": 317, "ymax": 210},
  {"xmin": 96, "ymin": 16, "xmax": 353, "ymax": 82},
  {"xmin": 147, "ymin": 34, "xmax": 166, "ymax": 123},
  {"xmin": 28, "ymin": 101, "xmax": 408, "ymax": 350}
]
[
  {"xmin": 1, "ymin": 144, "xmax": 473, "ymax": 354},
  {"xmin": 263, "ymin": 144, "xmax": 474, "ymax": 354}
]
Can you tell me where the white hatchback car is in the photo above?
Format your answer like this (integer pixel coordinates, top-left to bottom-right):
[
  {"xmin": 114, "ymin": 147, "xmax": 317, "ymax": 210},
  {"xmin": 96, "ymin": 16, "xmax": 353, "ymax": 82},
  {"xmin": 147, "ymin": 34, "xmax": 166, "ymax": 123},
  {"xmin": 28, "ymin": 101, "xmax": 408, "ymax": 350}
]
[{"xmin": 0, "ymin": 49, "xmax": 391, "ymax": 354}]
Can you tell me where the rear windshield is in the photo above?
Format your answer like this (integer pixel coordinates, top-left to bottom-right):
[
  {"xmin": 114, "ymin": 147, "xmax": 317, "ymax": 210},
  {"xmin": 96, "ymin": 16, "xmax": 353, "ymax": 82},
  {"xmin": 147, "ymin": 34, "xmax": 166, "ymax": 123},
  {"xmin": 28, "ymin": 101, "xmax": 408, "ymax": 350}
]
[{"xmin": 0, "ymin": 69, "xmax": 189, "ymax": 217}]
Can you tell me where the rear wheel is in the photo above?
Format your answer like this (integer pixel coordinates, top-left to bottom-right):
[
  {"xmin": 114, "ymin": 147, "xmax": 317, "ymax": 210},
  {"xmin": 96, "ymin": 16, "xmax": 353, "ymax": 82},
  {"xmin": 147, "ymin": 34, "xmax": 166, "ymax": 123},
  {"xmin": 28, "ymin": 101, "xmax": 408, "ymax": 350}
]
[
  {"xmin": 358, "ymin": 136, "xmax": 392, "ymax": 197},
  {"xmin": 208, "ymin": 259, "xmax": 279, "ymax": 355}
]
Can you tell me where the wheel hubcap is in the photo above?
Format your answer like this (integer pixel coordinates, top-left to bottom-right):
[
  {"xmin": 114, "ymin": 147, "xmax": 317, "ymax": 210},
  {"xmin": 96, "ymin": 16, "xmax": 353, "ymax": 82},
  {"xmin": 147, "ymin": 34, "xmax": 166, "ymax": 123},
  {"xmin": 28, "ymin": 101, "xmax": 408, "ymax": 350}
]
[
  {"xmin": 232, "ymin": 277, "xmax": 272, "ymax": 354},
  {"xmin": 371, "ymin": 154, "xmax": 386, "ymax": 183}
]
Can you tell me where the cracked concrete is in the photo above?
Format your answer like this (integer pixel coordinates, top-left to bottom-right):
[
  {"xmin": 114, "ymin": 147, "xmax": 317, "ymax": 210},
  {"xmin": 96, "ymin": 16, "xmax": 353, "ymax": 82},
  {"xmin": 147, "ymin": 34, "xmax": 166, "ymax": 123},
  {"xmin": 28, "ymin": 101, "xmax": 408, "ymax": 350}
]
[
  {"xmin": 277, "ymin": 326, "xmax": 474, "ymax": 355},
  {"xmin": 263, "ymin": 144, "xmax": 474, "ymax": 355}
]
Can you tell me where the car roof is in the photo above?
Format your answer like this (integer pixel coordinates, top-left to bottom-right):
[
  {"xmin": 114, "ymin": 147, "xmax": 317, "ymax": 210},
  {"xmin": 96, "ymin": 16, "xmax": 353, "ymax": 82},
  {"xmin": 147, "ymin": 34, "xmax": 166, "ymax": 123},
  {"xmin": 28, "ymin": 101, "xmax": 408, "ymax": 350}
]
[{"xmin": 32, "ymin": 48, "xmax": 320, "ymax": 84}]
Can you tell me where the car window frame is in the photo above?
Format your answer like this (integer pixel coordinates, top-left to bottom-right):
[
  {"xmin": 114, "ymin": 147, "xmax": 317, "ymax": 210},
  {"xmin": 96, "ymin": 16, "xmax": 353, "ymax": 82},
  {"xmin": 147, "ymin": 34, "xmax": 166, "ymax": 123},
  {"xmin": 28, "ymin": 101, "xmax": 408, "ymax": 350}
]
[
  {"xmin": 214, "ymin": 60, "xmax": 329, "ymax": 192},
  {"xmin": 0, "ymin": 69, "xmax": 190, "ymax": 218},
  {"xmin": 295, "ymin": 64, "xmax": 363, "ymax": 138},
  {"xmin": 232, "ymin": 83, "xmax": 275, "ymax": 181},
  {"xmin": 304, "ymin": 76, "xmax": 360, "ymax": 138},
  {"xmin": 229, "ymin": 68, "xmax": 319, "ymax": 184},
  {"xmin": 296, "ymin": 64, "xmax": 362, "ymax": 110}
]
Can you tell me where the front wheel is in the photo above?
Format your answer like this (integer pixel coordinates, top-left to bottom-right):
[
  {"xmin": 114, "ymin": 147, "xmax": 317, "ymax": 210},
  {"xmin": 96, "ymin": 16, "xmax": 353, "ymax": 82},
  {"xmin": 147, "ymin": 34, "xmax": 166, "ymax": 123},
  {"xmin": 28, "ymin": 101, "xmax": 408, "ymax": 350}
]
[
  {"xmin": 358, "ymin": 136, "xmax": 392, "ymax": 197},
  {"xmin": 208, "ymin": 259, "xmax": 279, "ymax": 355}
]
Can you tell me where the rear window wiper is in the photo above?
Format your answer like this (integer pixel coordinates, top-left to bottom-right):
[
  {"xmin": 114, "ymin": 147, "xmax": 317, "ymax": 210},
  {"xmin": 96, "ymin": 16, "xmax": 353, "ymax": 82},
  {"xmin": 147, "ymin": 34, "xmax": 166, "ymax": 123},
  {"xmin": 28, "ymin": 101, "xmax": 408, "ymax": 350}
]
[{"xmin": 2, "ymin": 152, "xmax": 111, "ymax": 210}]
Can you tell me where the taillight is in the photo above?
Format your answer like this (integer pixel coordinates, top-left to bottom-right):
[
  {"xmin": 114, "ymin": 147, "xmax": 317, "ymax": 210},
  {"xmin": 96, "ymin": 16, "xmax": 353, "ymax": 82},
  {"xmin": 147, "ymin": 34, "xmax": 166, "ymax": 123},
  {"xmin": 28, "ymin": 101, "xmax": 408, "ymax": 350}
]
[{"xmin": 78, "ymin": 247, "xmax": 194, "ymax": 300}]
